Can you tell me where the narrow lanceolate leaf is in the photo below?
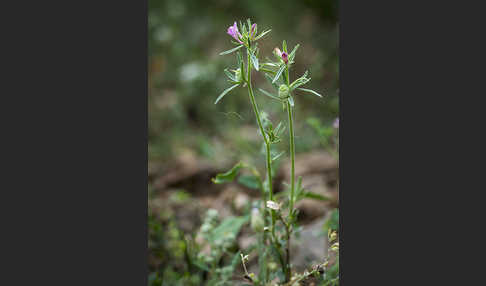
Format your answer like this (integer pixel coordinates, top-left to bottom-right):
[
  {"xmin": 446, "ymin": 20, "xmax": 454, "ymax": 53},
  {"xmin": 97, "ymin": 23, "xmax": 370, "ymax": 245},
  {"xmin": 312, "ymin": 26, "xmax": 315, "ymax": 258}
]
[
  {"xmin": 291, "ymin": 78, "xmax": 311, "ymax": 90},
  {"xmin": 250, "ymin": 50, "xmax": 259, "ymax": 71},
  {"xmin": 237, "ymin": 51, "xmax": 246, "ymax": 82},
  {"xmin": 289, "ymin": 44, "xmax": 300, "ymax": 61},
  {"xmin": 224, "ymin": 68, "xmax": 236, "ymax": 81},
  {"xmin": 264, "ymin": 73, "xmax": 279, "ymax": 89},
  {"xmin": 254, "ymin": 29, "xmax": 271, "ymax": 41},
  {"xmin": 282, "ymin": 40, "xmax": 288, "ymax": 53},
  {"xmin": 290, "ymin": 71, "xmax": 309, "ymax": 89},
  {"xmin": 260, "ymin": 68, "xmax": 276, "ymax": 74},
  {"xmin": 212, "ymin": 162, "xmax": 243, "ymax": 183},
  {"xmin": 214, "ymin": 84, "xmax": 239, "ymax": 104},
  {"xmin": 261, "ymin": 62, "xmax": 279, "ymax": 68},
  {"xmin": 272, "ymin": 64, "xmax": 286, "ymax": 84},
  {"xmin": 219, "ymin": 44, "xmax": 244, "ymax": 56},
  {"xmin": 259, "ymin": 88, "xmax": 281, "ymax": 101},
  {"xmin": 272, "ymin": 151, "xmax": 285, "ymax": 162},
  {"xmin": 297, "ymin": 87, "xmax": 323, "ymax": 98}
]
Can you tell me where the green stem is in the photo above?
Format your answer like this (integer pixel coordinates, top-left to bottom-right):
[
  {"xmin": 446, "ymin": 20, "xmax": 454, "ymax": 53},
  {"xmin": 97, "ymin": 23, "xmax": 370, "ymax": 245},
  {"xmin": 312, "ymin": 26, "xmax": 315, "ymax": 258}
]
[
  {"xmin": 285, "ymin": 64, "xmax": 295, "ymax": 282},
  {"xmin": 245, "ymin": 48, "xmax": 277, "ymax": 237},
  {"xmin": 287, "ymin": 100, "xmax": 295, "ymax": 216}
]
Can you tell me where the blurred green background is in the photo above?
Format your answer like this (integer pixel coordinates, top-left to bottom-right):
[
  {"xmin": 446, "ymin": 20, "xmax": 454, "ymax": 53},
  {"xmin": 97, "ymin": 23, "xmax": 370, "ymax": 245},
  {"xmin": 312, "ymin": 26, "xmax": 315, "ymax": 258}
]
[{"xmin": 149, "ymin": 0, "xmax": 338, "ymax": 164}]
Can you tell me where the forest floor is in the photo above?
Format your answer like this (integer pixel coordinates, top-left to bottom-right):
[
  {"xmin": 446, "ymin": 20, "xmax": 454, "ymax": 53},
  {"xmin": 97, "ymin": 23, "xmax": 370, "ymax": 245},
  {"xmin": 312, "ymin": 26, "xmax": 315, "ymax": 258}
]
[{"xmin": 149, "ymin": 150, "xmax": 338, "ymax": 276}]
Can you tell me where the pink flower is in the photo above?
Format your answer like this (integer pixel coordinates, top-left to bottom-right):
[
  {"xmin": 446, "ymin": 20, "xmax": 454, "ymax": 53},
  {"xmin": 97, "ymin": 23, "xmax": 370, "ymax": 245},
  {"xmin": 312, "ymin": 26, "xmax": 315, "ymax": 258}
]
[
  {"xmin": 281, "ymin": 52, "xmax": 288, "ymax": 64},
  {"xmin": 227, "ymin": 22, "xmax": 243, "ymax": 44}
]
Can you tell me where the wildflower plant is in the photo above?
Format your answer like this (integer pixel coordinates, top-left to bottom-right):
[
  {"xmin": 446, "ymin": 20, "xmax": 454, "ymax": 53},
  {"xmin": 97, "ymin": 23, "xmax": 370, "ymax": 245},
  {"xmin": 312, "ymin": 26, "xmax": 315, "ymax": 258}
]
[{"xmin": 214, "ymin": 19, "xmax": 334, "ymax": 285}]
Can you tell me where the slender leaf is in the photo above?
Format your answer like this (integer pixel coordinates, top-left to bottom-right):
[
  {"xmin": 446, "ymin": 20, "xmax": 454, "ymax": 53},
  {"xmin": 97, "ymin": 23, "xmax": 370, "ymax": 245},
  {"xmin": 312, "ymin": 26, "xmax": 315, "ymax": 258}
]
[
  {"xmin": 282, "ymin": 40, "xmax": 287, "ymax": 53},
  {"xmin": 219, "ymin": 44, "xmax": 244, "ymax": 55},
  {"xmin": 272, "ymin": 151, "xmax": 285, "ymax": 162},
  {"xmin": 214, "ymin": 84, "xmax": 240, "ymax": 104},
  {"xmin": 290, "ymin": 71, "xmax": 311, "ymax": 89},
  {"xmin": 261, "ymin": 62, "xmax": 279, "ymax": 68},
  {"xmin": 254, "ymin": 29, "xmax": 271, "ymax": 41},
  {"xmin": 297, "ymin": 87, "xmax": 323, "ymax": 98},
  {"xmin": 264, "ymin": 73, "xmax": 279, "ymax": 89},
  {"xmin": 272, "ymin": 64, "xmax": 286, "ymax": 84},
  {"xmin": 259, "ymin": 88, "xmax": 281, "ymax": 101},
  {"xmin": 289, "ymin": 44, "xmax": 300, "ymax": 61},
  {"xmin": 224, "ymin": 68, "xmax": 236, "ymax": 81},
  {"xmin": 238, "ymin": 51, "xmax": 246, "ymax": 82},
  {"xmin": 274, "ymin": 122, "xmax": 283, "ymax": 134},
  {"xmin": 260, "ymin": 68, "xmax": 276, "ymax": 74},
  {"xmin": 239, "ymin": 21, "xmax": 245, "ymax": 34},
  {"xmin": 291, "ymin": 78, "xmax": 310, "ymax": 90}
]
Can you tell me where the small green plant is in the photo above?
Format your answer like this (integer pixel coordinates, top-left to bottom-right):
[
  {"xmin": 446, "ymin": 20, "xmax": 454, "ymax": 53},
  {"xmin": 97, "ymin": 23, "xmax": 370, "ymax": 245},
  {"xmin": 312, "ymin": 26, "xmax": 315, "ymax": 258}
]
[{"xmin": 213, "ymin": 19, "xmax": 335, "ymax": 285}]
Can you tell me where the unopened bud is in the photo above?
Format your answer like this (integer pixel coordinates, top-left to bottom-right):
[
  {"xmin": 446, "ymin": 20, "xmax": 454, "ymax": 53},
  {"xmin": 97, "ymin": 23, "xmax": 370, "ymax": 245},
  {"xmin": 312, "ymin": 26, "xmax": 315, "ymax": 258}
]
[
  {"xmin": 235, "ymin": 68, "xmax": 242, "ymax": 82},
  {"xmin": 278, "ymin": 84, "xmax": 290, "ymax": 99},
  {"xmin": 281, "ymin": 52, "xmax": 288, "ymax": 64}
]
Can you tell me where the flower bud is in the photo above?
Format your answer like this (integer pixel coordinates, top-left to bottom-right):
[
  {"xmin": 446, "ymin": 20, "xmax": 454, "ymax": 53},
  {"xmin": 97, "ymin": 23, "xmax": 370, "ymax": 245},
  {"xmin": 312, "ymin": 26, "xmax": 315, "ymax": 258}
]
[
  {"xmin": 227, "ymin": 21, "xmax": 243, "ymax": 44},
  {"xmin": 235, "ymin": 68, "xmax": 242, "ymax": 82},
  {"xmin": 278, "ymin": 84, "xmax": 290, "ymax": 99},
  {"xmin": 281, "ymin": 52, "xmax": 288, "ymax": 64},
  {"xmin": 274, "ymin": 47, "xmax": 282, "ymax": 57},
  {"xmin": 250, "ymin": 23, "xmax": 256, "ymax": 39}
]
